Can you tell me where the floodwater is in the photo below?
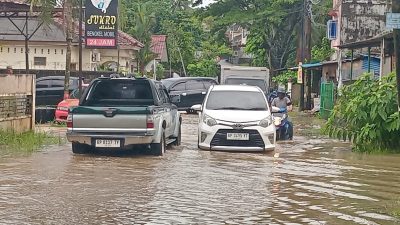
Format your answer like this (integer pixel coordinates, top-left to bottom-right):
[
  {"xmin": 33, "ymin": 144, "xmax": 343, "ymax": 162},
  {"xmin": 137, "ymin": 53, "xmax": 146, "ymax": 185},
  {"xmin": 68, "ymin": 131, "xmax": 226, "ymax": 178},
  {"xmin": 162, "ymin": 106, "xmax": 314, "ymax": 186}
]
[{"xmin": 0, "ymin": 114, "xmax": 399, "ymax": 225}]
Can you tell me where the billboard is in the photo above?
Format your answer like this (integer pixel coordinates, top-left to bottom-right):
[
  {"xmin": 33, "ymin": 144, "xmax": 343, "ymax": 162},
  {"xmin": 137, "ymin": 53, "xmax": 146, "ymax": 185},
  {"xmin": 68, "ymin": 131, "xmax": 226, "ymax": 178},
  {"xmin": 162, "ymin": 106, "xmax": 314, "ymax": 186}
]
[{"xmin": 85, "ymin": 0, "xmax": 118, "ymax": 49}]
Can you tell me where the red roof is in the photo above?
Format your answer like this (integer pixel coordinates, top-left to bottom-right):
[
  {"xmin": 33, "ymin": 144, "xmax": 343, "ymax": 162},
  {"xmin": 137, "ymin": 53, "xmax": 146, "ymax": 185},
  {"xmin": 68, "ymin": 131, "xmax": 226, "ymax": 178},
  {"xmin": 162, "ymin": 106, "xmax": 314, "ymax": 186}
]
[
  {"xmin": 53, "ymin": 17, "xmax": 144, "ymax": 48},
  {"xmin": 151, "ymin": 35, "xmax": 167, "ymax": 60}
]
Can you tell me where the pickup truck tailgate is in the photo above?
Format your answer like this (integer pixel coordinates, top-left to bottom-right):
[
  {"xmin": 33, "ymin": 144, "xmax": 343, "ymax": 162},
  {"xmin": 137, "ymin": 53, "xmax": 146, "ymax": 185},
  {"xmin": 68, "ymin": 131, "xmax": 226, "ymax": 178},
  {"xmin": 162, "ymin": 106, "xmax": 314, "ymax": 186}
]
[{"xmin": 70, "ymin": 106, "xmax": 149, "ymax": 132}]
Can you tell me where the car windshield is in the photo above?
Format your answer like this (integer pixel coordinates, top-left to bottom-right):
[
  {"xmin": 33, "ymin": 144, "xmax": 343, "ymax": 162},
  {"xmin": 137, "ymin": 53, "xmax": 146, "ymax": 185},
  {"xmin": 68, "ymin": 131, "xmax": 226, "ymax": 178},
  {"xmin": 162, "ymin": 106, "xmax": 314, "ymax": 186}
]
[
  {"xmin": 225, "ymin": 78, "xmax": 267, "ymax": 91},
  {"xmin": 206, "ymin": 90, "xmax": 268, "ymax": 111},
  {"xmin": 82, "ymin": 80, "xmax": 154, "ymax": 107}
]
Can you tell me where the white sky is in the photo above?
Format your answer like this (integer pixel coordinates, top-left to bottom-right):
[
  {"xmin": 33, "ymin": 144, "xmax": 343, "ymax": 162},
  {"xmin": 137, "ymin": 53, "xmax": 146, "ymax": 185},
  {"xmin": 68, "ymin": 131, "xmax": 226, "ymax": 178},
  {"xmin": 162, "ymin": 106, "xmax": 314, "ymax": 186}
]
[{"xmin": 199, "ymin": 0, "xmax": 215, "ymax": 7}]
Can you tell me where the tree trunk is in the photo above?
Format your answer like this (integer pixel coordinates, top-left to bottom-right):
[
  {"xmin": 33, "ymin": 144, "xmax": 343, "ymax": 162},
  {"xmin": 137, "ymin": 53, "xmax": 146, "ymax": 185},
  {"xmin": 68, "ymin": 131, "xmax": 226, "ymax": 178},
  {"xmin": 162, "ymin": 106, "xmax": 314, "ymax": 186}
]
[{"xmin": 64, "ymin": 0, "xmax": 73, "ymax": 100}]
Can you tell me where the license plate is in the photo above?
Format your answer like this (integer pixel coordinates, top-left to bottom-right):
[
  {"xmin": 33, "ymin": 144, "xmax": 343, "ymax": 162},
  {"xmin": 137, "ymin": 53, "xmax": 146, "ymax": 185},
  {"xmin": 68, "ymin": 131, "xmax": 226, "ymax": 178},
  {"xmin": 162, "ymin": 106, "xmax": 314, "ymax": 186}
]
[
  {"xmin": 227, "ymin": 133, "xmax": 249, "ymax": 141},
  {"xmin": 95, "ymin": 139, "xmax": 121, "ymax": 148}
]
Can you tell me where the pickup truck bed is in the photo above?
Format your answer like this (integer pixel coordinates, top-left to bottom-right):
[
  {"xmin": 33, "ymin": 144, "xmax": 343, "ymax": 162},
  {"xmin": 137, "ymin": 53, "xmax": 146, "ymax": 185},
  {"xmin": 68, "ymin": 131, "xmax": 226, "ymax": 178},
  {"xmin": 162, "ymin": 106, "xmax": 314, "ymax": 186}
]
[{"xmin": 66, "ymin": 78, "xmax": 181, "ymax": 156}]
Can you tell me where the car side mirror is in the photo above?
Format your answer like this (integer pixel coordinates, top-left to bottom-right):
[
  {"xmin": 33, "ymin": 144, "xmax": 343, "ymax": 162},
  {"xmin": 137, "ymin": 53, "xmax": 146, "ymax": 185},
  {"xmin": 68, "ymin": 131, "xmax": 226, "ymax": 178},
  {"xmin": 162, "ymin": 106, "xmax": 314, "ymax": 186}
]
[
  {"xmin": 191, "ymin": 104, "xmax": 202, "ymax": 112},
  {"xmin": 170, "ymin": 95, "xmax": 181, "ymax": 104}
]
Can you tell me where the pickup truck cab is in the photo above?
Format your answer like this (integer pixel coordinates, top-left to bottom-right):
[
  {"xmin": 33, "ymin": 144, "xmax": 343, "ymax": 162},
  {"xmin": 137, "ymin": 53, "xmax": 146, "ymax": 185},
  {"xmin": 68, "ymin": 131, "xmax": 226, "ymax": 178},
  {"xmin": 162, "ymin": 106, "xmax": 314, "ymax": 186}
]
[{"xmin": 66, "ymin": 77, "xmax": 181, "ymax": 156}]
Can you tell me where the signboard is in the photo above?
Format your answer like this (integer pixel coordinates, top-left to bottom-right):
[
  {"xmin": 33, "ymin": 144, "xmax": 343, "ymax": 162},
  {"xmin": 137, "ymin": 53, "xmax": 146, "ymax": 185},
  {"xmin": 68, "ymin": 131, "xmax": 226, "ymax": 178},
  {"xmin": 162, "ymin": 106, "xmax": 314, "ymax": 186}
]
[
  {"xmin": 297, "ymin": 62, "xmax": 303, "ymax": 84},
  {"xmin": 85, "ymin": 0, "xmax": 118, "ymax": 48},
  {"xmin": 386, "ymin": 13, "xmax": 400, "ymax": 29}
]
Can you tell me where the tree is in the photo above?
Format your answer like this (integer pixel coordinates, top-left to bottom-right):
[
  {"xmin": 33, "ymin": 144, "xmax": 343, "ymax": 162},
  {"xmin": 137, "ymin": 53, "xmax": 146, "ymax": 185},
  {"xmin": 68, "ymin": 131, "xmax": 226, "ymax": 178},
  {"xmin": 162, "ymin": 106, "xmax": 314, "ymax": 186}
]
[{"xmin": 129, "ymin": 2, "xmax": 158, "ymax": 75}]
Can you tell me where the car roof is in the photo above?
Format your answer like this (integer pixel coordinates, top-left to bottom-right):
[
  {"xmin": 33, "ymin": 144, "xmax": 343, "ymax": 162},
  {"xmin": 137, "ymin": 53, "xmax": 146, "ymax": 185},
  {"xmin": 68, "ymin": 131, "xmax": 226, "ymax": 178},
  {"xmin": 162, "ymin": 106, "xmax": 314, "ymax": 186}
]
[
  {"xmin": 211, "ymin": 85, "xmax": 262, "ymax": 92},
  {"xmin": 37, "ymin": 76, "xmax": 79, "ymax": 81},
  {"xmin": 162, "ymin": 77, "xmax": 217, "ymax": 82}
]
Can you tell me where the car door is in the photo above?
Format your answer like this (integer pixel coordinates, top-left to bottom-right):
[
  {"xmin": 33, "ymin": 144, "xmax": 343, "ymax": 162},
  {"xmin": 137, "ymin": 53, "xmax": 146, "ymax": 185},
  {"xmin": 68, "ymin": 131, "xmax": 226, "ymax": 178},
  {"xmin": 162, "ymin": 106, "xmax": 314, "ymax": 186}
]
[
  {"xmin": 156, "ymin": 84, "xmax": 174, "ymax": 137},
  {"xmin": 184, "ymin": 80, "xmax": 205, "ymax": 108},
  {"xmin": 47, "ymin": 78, "xmax": 66, "ymax": 106},
  {"xmin": 35, "ymin": 79, "xmax": 50, "ymax": 106},
  {"xmin": 162, "ymin": 88, "xmax": 177, "ymax": 137},
  {"xmin": 169, "ymin": 81, "xmax": 187, "ymax": 109}
]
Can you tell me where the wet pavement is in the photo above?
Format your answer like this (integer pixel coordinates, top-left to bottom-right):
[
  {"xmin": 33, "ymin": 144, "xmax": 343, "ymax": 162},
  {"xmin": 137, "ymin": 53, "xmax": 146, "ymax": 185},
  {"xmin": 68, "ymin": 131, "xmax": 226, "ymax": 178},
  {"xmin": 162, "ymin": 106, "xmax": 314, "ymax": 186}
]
[{"xmin": 0, "ymin": 114, "xmax": 400, "ymax": 225}]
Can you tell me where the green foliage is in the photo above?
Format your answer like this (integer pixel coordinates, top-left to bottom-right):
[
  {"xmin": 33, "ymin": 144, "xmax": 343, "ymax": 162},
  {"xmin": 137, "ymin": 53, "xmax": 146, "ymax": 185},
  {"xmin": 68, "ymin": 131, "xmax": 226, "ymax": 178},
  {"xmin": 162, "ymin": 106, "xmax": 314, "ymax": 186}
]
[
  {"xmin": 156, "ymin": 64, "xmax": 165, "ymax": 80},
  {"xmin": 0, "ymin": 130, "xmax": 59, "ymax": 152},
  {"xmin": 311, "ymin": 37, "xmax": 335, "ymax": 62},
  {"xmin": 324, "ymin": 73, "xmax": 400, "ymax": 152},
  {"xmin": 272, "ymin": 71, "xmax": 297, "ymax": 85}
]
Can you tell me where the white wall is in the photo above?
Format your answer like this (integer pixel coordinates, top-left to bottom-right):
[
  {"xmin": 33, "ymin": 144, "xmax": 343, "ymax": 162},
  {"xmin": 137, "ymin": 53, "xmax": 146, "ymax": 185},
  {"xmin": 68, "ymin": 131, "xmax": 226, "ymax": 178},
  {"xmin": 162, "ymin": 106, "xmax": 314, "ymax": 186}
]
[{"xmin": 0, "ymin": 41, "xmax": 137, "ymax": 73}]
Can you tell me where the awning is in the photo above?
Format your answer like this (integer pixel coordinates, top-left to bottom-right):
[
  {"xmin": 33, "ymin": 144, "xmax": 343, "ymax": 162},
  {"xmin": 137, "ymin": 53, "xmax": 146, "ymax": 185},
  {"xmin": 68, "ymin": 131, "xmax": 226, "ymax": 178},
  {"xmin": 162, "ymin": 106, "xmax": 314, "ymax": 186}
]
[
  {"xmin": 336, "ymin": 31, "xmax": 393, "ymax": 49},
  {"xmin": 301, "ymin": 62, "xmax": 322, "ymax": 69}
]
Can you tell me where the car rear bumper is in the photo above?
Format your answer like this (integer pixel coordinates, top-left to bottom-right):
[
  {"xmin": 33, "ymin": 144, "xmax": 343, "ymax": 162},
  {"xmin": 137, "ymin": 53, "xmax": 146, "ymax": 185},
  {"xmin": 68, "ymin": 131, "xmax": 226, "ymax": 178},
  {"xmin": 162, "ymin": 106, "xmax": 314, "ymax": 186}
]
[
  {"xmin": 55, "ymin": 110, "xmax": 68, "ymax": 122},
  {"xmin": 67, "ymin": 132, "xmax": 156, "ymax": 146}
]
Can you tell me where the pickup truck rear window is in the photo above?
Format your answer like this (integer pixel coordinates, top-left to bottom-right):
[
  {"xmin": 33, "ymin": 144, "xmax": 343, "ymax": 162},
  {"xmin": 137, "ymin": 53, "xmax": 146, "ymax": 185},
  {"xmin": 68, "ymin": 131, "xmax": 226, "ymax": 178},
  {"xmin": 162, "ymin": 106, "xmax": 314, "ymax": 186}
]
[{"xmin": 82, "ymin": 80, "xmax": 154, "ymax": 106}]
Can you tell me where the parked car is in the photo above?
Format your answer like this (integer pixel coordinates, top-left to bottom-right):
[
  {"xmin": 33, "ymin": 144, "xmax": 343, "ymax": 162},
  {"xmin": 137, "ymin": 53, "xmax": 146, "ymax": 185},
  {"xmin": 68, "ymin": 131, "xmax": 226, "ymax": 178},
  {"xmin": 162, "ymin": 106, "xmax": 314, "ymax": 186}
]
[
  {"xmin": 192, "ymin": 85, "xmax": 276, "ymax": 152},
  {"xmin": 36, "ymin": 76, "xmax": 85, "ymax": 106},
  {"xmin": 66, "ymin": 77, "xmax": 181, "ymax": 156},
  {"xmin": 55, "ymin": 87, "xmax": 88, "ymax": 123},
  {"xmin": 161, "ymin": 77, "xmax": 218, "ymax": 113}
]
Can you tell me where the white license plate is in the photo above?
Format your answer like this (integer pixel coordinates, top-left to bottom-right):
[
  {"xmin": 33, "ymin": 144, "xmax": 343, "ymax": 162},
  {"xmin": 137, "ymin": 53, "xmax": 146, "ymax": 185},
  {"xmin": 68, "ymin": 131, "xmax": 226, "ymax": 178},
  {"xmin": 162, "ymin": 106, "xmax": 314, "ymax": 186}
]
[
  {"xmin": 95, "ymin": 139, "xmax": 121, "ymax": 148},
  {"xmin": 227, "ymin": 133, "xmax": 249, "ymax": 141}
]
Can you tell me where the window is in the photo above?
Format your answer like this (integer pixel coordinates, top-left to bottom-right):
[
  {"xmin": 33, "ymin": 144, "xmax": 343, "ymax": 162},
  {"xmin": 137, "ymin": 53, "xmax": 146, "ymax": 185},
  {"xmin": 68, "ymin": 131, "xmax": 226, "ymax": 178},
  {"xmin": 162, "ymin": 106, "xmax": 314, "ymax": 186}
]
[
  {"xmin": 206, "ymin": 91, "xmax": 268, "ymax": 111},
  {"xmin": 41, "ymin": 49, "xmax": 44, "ymax": 54},
  {"xmin": 186, "ymin": 80, "xmax": 204, "ymax": 90},
  {"xmin": 34, "ymin": 48, "xmax": 37, "ymax": 54},
  {"xmin": 8, "ymin": 48, "xmax": 10, "ymax": 53},
  {"xmin": 55, "ymin": 49, "xmax": 57, "ymax": 54},
  {"xmin": 203, "ymin": 80, "xmax": 217, "ymax": 89},
  {"xmin": 50, "ymin": 79, "xmax": 65, "ymax": 87},
  {"xmin": 21, "ymin": 48, "xmax": 23, "ymax": 53},
  {"xmin": 0, "ymin": 47, "xmax": 2, "ymax": 53},
  {"xmin": 34, "ymin": 57, "xmax": 46, "ymax": 66},
  {"xmin": 36, "ymin": 80, "xmax": 49, "ymax": 89},
  {"xmin": 61, "ymin": 49, "xmax": 64, "ymax": 55},
  {"xmin": 14, "ymin": 48, "xmax": 16, "ymax": 53},
  {"xmin": 47, "ymin": 49, "xmax": 50, "ymax": 54},
  {"xmin": 171, "ymin": 82, "xmax": 186, "ymax": 91}
]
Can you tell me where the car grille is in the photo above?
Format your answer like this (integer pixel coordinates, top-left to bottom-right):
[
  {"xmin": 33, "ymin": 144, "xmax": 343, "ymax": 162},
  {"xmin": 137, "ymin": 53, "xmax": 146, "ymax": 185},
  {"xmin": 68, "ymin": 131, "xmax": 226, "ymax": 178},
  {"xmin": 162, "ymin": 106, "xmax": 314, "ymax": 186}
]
[{"xmin": 211, "ymin": 129, "xmax": 265, "ymax": 147}]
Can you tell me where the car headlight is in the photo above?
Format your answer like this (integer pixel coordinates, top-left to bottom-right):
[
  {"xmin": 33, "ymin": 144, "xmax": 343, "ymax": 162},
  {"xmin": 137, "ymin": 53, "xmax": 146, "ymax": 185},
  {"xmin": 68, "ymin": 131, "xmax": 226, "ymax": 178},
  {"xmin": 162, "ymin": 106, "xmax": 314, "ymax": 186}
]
[
  {"xmin": 259, "ymin": 116, "xmax": 273, "ymax": 128},
  {"xmin": 57, "ymin": 106, "xmax": 69, "ymax": 111},
  {"xmin": 202, "ymin": 114, "xmax": 218, "ymax": 127}
]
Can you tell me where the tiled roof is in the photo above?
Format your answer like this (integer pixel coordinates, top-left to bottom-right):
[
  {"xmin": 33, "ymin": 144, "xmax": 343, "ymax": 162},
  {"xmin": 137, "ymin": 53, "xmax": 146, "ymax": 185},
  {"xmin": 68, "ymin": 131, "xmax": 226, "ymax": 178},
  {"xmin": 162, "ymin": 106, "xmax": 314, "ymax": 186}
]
[
  {"xmin": 53, "ymin": 17, "xmax": 144, "ymax": 48},
  {"xmin": 151, "ymin": 35, "xmax": 167, "ymax": 60},
  {"xmin": 0, "ymin": 0, "xmax": 27, "ymax": 4}
]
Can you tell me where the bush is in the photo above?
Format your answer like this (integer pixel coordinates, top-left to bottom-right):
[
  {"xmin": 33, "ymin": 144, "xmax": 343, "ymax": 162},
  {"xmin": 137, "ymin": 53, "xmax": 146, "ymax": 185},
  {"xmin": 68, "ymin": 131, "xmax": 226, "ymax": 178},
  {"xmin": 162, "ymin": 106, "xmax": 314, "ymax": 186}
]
[{"xmin": 324, "ymin": 73, "xmax": 400, "ymax": 152}]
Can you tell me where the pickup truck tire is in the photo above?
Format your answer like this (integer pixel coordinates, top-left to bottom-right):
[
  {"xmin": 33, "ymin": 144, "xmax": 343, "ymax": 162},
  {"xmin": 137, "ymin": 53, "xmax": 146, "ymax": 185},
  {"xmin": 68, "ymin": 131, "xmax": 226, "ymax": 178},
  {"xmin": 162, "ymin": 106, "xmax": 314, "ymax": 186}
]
[
  {"xmin": 151, "ymin": 132, "xmax": 166, "ymax": 156},
  {"xmin": 72, "ymin": 143, "xmax": 91, "ymax": 154},
  {"xmin": 172, "ymin": 123, "xmax": 182, "ymax": 146}
]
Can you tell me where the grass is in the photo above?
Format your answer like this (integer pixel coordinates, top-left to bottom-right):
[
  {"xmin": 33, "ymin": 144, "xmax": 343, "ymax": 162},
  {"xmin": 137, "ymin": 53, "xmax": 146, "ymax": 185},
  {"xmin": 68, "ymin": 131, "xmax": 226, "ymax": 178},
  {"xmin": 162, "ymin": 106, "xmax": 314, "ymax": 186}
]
[
  {"xmin": 378, "ymin": 198, "xmax": 400, "ymax": 219},
  {"xmin": 0, "ymin": 130, "xmax": 61, "ymax": 153}
]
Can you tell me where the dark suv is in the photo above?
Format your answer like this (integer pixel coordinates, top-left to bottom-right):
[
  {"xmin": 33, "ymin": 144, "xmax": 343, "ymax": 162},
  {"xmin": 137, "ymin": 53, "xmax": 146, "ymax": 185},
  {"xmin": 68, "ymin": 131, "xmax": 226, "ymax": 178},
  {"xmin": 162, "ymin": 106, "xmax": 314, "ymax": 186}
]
[
  {"xmin": 162, "ymin": 77, "xmax": 218, "ymax": 112},
  {"xmin": 36, "ymin": 76, "xmax": 82, "ymax": 106}
]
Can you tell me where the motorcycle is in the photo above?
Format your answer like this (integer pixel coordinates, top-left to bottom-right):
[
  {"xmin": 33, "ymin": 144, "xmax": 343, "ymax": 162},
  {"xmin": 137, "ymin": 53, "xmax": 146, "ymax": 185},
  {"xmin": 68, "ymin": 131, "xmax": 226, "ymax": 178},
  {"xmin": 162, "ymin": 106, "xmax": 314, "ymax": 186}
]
[{"xmin": 271, "ymin": 107, "xmax": 293, "ymax": 141}]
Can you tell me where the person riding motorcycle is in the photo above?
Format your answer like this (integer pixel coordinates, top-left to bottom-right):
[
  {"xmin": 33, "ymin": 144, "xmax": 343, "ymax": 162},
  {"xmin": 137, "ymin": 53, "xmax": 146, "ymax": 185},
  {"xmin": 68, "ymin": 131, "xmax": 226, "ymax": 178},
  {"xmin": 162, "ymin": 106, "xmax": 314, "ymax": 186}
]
[{"xmin": 271, "ymin": 87, "xmax": 293, "ymax": 140}]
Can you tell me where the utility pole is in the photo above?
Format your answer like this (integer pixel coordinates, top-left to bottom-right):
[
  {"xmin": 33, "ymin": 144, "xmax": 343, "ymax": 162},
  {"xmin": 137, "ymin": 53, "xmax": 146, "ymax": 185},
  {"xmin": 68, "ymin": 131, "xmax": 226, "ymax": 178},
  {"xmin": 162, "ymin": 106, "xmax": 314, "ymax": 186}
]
[
  {"xmin": 78, "ymin": 0, "xmax": 83, "ymax": 96},
  {"xmin": 299, "ymin": 0, "xmax": 312, "ymax": 111},
  {"xmin": 393, "ymin": 0, "xmax": 400, "ymax": 112}
]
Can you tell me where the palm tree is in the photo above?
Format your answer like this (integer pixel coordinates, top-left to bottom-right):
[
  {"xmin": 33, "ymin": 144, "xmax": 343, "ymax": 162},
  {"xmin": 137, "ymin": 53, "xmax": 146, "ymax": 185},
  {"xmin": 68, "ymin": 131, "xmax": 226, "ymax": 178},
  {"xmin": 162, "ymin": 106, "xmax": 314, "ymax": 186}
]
[
  {"xmin": 130, "ymin": 3, "xmax": 157, "ymax": 75},
  {"xmin": 29, "ymin": 0, "xmax": 76, "ymax": 99}
]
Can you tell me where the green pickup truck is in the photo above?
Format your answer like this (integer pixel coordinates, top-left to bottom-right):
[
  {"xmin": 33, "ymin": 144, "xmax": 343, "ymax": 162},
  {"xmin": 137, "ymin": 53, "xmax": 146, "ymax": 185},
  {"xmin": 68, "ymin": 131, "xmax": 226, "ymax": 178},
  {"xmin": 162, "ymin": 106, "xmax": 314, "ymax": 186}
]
[{"xmin": 66, "ymin": 77, "xmax": 181, "ymax": 156}]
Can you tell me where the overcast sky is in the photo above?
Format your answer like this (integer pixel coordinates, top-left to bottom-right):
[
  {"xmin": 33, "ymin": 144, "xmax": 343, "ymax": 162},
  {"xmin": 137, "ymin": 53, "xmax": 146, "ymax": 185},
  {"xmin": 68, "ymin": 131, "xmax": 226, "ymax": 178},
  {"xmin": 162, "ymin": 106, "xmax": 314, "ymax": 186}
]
[{"xmin": 199, "ymin": 0, "xmax": 215, "ymax": 7}]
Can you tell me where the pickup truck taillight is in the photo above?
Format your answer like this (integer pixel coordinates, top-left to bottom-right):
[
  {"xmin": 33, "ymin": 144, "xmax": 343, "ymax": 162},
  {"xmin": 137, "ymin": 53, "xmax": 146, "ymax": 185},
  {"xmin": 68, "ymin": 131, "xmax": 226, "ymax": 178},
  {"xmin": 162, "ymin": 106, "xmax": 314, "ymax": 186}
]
[
  {"xmin": 67, "ymin": 114, "xmax": 73, "ymax": 128},
  {"xmin": 146, "ymin": 116, "xmax": 154, "ymax": 129}
]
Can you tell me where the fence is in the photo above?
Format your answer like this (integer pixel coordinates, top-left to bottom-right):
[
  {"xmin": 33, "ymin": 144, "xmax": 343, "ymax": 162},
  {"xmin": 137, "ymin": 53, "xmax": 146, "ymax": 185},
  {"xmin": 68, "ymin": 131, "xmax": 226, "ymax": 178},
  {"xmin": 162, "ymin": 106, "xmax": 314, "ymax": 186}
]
[
  {"xmin": 320, "ymin": 82, "xmax": 335, "ymax": 120},
  {"xmin": 0, "ymin": 74, "xmax": 35, "ymax": 132}
]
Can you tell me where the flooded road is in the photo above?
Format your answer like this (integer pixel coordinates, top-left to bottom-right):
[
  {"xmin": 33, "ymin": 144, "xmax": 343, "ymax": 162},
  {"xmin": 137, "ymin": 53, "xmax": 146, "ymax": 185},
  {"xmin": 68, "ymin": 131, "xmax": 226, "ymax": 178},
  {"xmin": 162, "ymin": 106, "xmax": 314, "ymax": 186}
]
[{"xmin": 0, "ymin": 114, "xmax": 399, "ymax": 225}]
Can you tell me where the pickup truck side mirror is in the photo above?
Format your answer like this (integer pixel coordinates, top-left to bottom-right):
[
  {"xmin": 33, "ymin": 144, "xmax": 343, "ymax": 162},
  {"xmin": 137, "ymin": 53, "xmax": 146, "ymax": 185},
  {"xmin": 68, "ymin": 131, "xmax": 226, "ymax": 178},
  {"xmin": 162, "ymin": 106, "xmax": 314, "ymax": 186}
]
[{"xmin": 191, "ymin": 104, "xmax": 202, "ymax": 112}]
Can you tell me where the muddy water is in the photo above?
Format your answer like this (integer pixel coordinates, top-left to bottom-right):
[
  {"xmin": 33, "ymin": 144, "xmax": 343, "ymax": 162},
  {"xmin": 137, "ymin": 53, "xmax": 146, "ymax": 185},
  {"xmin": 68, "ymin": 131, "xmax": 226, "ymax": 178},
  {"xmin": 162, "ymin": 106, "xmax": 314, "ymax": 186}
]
[{"xmin": 0, "ymin": 114, "xmax": 399, "ymax": 225}]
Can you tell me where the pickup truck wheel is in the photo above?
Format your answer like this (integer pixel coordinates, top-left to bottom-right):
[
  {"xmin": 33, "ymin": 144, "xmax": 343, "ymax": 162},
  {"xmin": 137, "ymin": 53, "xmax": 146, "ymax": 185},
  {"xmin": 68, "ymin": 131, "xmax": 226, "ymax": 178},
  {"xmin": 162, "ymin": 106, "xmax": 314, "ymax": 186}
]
[
  {"xmin": 172, "ymin": 123, "xmax": 182, "ymax": 146},
  {"xmin": 151, "ymin": 132, "xmax": 166, "ymax": 156},
  {"xmin": 72, "ymin": 143, "xmax": 90, "ymax": 154}
]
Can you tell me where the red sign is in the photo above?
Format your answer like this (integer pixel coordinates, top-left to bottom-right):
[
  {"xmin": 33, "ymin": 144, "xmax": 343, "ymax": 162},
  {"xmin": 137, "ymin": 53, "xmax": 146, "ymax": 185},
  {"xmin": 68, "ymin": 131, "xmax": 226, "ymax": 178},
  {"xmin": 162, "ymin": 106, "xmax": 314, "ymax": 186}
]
[{"xmin": 86, "ymin": 38, "xmax": 116, "ymax": 47}]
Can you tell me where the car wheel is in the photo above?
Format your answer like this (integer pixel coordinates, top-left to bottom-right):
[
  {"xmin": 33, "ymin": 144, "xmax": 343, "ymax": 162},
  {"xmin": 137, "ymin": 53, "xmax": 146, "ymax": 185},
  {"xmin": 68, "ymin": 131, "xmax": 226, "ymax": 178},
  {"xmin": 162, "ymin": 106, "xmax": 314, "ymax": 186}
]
[
  {"xmin": 151, "ymin": 132, "xmax": 166, "ymax": 156},
  {"xmin": 72, "ymin": 143, "xmax": 90, "ymax": 154},
  {"xmin": 172, "ymin": 123, "xmax": 182, "ymax": 146}
]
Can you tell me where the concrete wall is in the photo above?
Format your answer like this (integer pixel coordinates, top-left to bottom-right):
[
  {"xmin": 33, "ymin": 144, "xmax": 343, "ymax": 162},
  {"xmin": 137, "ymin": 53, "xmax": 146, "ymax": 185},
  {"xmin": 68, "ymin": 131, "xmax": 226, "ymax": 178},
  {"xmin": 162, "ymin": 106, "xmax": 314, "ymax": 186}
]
[
  {"xmin": 340, "ymin": 0, "xmax": 390, "ymax": 45},
  {"xmin": 0, "ymin": 74, "xmax": 35, "ymax": 133}
]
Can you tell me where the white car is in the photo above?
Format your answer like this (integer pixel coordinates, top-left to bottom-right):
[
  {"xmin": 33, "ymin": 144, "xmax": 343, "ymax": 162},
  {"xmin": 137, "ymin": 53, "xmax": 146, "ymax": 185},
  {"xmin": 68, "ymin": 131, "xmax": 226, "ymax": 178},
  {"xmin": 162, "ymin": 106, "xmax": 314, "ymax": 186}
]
[{"xmin": 192, "ymin": 85, "xmax": 276, "ymax": 152}]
